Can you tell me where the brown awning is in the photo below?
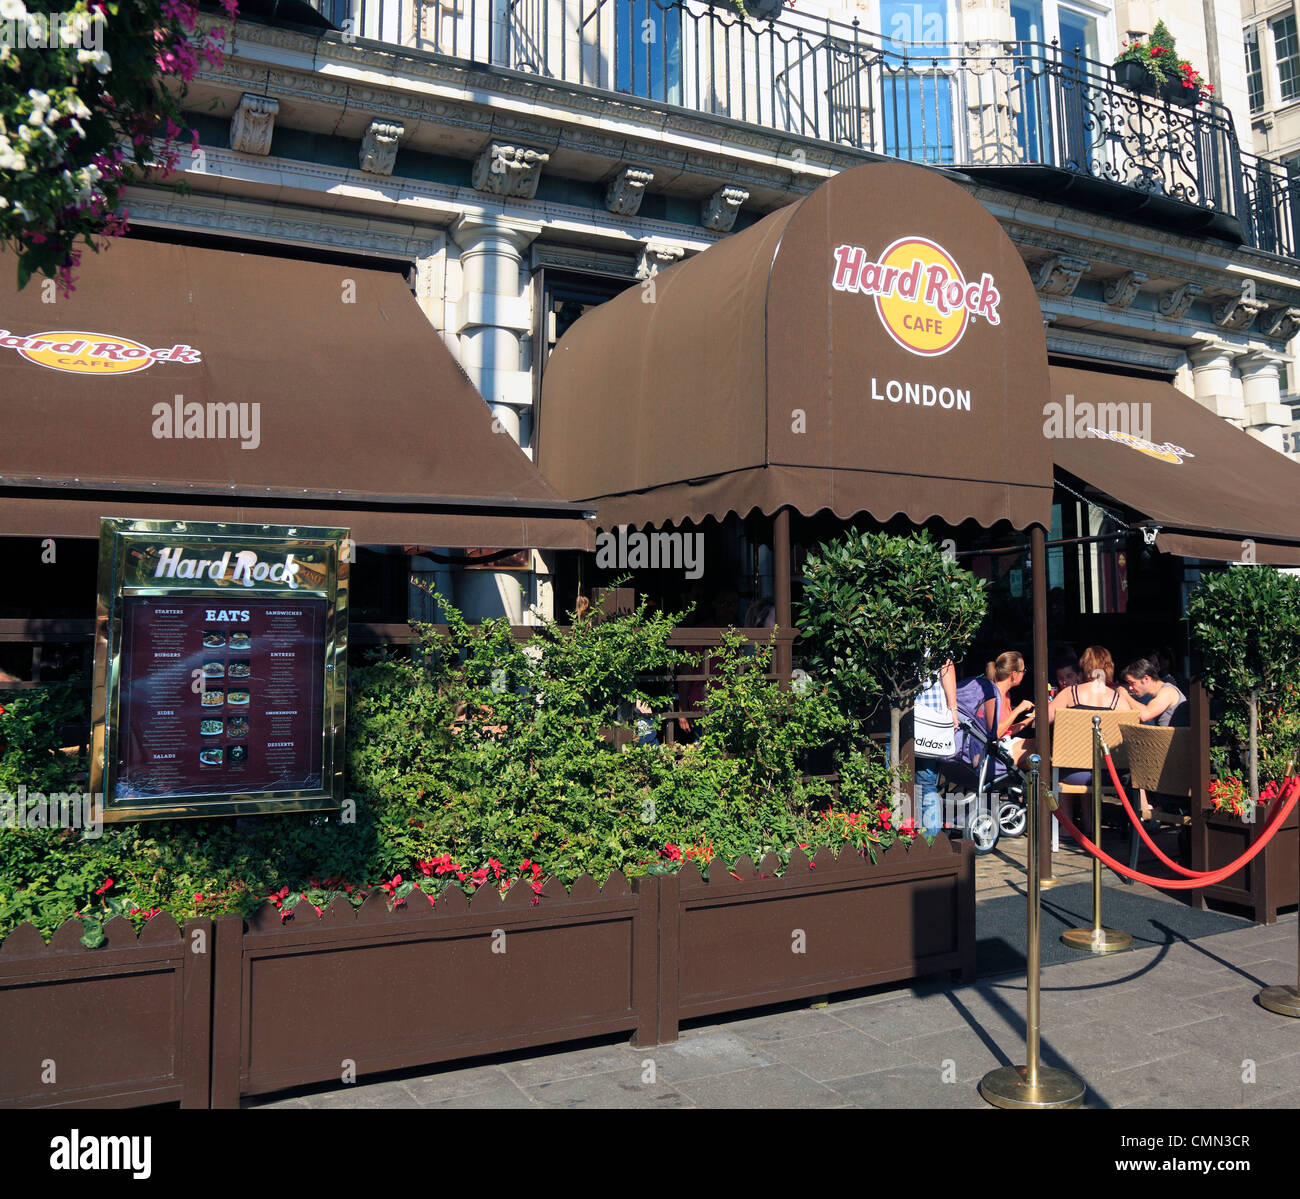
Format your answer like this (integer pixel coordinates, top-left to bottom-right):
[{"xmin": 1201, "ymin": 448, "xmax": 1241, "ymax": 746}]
[
  {"xmin": 0, "ymin": 240, "xmax": 594, "ymax": 549},
  {"xmin": 1048, "ymin": 367, "xmax": 1300, "ymax": 565},
  {"xmin": 538, "ymin": 162, "xmax": 1057, "ymax": 533}
]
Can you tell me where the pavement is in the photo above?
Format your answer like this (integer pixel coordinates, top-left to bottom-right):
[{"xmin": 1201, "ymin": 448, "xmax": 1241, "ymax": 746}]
[{"xmin": 250, "ymin": 832, "xmax": 1300, "ymax": 1110}]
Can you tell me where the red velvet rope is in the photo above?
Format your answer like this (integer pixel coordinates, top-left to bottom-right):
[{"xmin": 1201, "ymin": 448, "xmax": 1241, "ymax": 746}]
[
  {"xmin": 1052, "ymin": 776, "xmax": 1300, "ymax": 890},
  {"xmin": 1102, "ymin": 749, "xmax": 1202, "ymax": 878}
]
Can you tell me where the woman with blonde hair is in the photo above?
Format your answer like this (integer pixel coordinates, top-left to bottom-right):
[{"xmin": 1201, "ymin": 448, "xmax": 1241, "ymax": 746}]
[{"xmin": 1046, "ymin": 645, "xmax": 1137, "ymax": 724}]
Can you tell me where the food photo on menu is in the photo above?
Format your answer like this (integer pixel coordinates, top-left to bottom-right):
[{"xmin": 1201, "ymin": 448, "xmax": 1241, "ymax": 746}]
[
  {"xmin": 199, "ymin": 747, "xmax": 224, "ymax": 766},
  {"xmin": 201, "ymin": 689, "xmax": 225, "ymax": 707},
  {"xmin": 203, "ymin": 660, "xmax": 225, "ymax": 678},
  {"xmin": 229, "ymin": 632, "xmax": 252, "ymax": 649},
  {"xmin": 203, "ymin": 631, "xmax": 227, "ymax": 648},
  {"xmin": 227, "ymin": 660, "xmax": 251, "ymax": 678},
  {"xmin": 226, "ymin": 715, "xmax": 249, "ymax": 738},
  {"xmin": 200, "ymin": 719, "xmax": 223, "ymax": 736},
  {"xmin": 227, "ymin": 689, "xmax": 251, "ymax": 706}
]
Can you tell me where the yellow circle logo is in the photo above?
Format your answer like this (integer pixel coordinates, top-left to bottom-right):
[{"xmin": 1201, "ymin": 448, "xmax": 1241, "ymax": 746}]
[
  {"xmin": 15, "ymin": 330, "xmax": 155, "ymax": 375},
  {"xmin": 1095, "ymin": 429, "xmax": 1193, "ymax": 464},
  {"xmin": 875, "ymin": 237, "xmax": 969, "ymax": 357}
]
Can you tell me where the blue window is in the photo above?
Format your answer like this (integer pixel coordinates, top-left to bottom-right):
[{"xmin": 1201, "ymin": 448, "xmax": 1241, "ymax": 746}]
[
  {"xmin": 879, "ymin": 0, "xmax": 953, "ymax": 164},
  {"xmin": 616, "ymin": 0, "xmax": 682, "ymax": 105}
]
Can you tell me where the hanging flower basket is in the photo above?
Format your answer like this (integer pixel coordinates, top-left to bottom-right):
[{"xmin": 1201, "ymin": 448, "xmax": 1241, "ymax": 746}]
[{"xmin": 1114, "ymin": 58, "xmax": 1159, "ymax": 96}]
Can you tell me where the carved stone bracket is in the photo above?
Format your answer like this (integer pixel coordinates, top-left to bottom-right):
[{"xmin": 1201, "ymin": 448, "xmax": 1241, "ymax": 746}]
[
  {"xmin": 1032, "ymin": 254, "xmax": 1089, "ymax": 298},
  {"xmin": 605, "ymin": 166, "xmax": 655, "ymax": 216},
  {"xmin": 1262, "ymin": 306, "xmax": 1300, "ymax": 342},
  {"xmin": 471, "ymin": 142, "xmax": 550, "ymax": 198},
  {"xmin": 359, "ymin": 120, "xmax": 404, "ymax": 176},
  {"xmin": 636, "ymin": 241, "xmax": 686, "ymax": 280},
  {"xmin": 1212, "ymin": 293, "xmax": 1267, "ymax": 332},
  {"xmin": 229, "ymin": 93, "xmax": 279, "ymax": 156},
  {"xmin": 1103, "ymin": 270, "xmax": 1147, "ymax": 309},
  {"xmin": 701, "ymin": 186, "xmax": 748, "ymax": 233},
  {"xmin": 1158, "ymin": 282, "xmax": 1203, "ymax": 319}
]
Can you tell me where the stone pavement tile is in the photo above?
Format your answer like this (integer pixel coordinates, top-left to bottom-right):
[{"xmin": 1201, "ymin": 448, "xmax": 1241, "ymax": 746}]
[
  {"xmin": 830, "ymin": 993, "xmax": 978, "ymax": 1043},
  {"xmin": 499, "ymin": 1042, "xmax": 645, "ymax": 1090},
  {"xmin": 711, "ymin": 1004, "xmax": 854, "ymax": 1043},
  {"xmin": 293, "ymin": 1079, "xmax": 424, "ymax": 1108},
  {"xmin": 891, "ymin": 1027, "xmax": 1018, "ymax": 1083},
  {"xmin": 674, "ymin": 1062, "xmax": 842, "ymax": 1109},
  {"xmin": 1197, "ymin": 1021, "xmax": 1300, "ymax": 1069},
  {"xmin": 834, "ymin": 1062, "xmax": 990, "ymax": 1108},
  {"xmin": 1088, "ymin": 1048, "xmax": 1268, "ymax": 1109},
  {"xmin": 416, "ymin": 1081, "xmax": 542, "ymax": 1109},
  {"xmin": 641, "ymin": 1030, "xmax": 775, "ymax": 1083},
  {"xmin": 759, "ymin": 1028, "xmax": 926, "ymax": 1082},
  {"xmin": 251, "ymin": 1096, "xmax": 310, "ymax": 1108},
  {"xmin": 1036, "ymin": 1021, "xmax": 1170, "ymax": 1075},
  {"xmin": 525, "ymin": 1067, "xmax": 690, "ymax": 1109},
  {"xmin": 400, "ymin": 1064, "xmax": 523, "ymax": 1105}
]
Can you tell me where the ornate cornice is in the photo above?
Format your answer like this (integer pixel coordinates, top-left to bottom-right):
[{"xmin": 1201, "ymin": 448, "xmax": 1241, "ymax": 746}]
[
  {"xmin": 1102, "ymin": 270, "xmax": 1147, "ymax": 309},
  {"xmin": 1158, "ymin": 282, "xmax": 1204, "ymax": 320},
  {"xmin": 359, "ymin": 120, "xmax": 404, "ymax": 176},
  {"xmin": 1032, "ymin": 254, "xmax": 1090, "ymax": 298},
  {"xmin": 701, "ymin": 186, "xmax": 749, "ymax": 233},
  {"xmin": 605, "ymin": 166, "xmax": 655, "ymax": 217}
]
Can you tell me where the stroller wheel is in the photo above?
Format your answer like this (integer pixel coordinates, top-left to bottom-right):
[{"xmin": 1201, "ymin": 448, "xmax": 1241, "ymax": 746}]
[
  {"xmin": 997, "ymin": 799, "xmax": 1027, "ymax": 838},
  {"xmin": 966, "ymin": 806, "xmax": 1000, "ymax": 854}
]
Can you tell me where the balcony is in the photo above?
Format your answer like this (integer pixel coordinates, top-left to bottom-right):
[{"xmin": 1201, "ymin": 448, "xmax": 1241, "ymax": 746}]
[{"xmin": 242, "ymin": 0, "xmax": 1299, "ymax": 261}]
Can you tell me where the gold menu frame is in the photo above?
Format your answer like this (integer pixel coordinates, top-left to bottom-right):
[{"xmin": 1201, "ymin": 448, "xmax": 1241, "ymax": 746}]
[{"xmin": 91, "ymin": 518, "xmax": 349, "ymax": 823}]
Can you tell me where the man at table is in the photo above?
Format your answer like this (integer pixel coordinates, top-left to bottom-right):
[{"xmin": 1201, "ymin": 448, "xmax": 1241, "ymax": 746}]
[{"xmin": 1120, "ymin": 658, "xmax": 1189, "ymax": 728}]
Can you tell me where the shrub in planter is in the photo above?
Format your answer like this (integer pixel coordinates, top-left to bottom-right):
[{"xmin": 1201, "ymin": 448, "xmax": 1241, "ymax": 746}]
[
  {"xmin": 1, "ymin": 591, "xmax": 920, "ymax": 943},
  {"xmin": 1188, "ymin": 565, "xmax": 1300, "ymax": 795},
  {"xmin": 795, "ymin": 528, "xmax": 987, "ymax": 790}
]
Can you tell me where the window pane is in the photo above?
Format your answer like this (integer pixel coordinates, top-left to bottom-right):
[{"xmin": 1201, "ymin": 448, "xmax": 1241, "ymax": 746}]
[
  {"xmin": 1274, "ymin": 14, "xmax": 1300, "ymax": 102},
  {"xmin": 1247, "ymin": 27, "xmax": 1264, "ymax": 112},
  {"xmin": 616, "ymin": 0, "xmax": 681, "ymax": 105}
]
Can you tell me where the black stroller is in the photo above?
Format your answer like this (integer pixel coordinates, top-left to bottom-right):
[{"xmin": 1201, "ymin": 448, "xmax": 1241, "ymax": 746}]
[{"xmin": 934, "ymin": 711, "xmax": 1029, "ymax": 854}]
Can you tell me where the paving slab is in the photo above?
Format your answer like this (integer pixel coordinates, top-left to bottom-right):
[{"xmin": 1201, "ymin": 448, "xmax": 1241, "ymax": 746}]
[
  {"xmin": 674, "ymin": 1062, "xmax": 843, "ymax": 1108},
  {"xmin": 759, "ymin": 1028, "xmax": 926, "ymax": 1081}
]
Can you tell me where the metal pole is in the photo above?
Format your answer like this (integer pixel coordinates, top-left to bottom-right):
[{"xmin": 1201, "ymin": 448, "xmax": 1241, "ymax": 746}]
[
  {"xmin": 1259, "ymin": 759, "xmax": 1300, "ymax": 1017},
  {"xmin": 980, "ymin": 757, "xmax": 1085, "ymax": 1108},
  {"xmin": 1030, "ymin": 524, "xmax": 1056, "ymax": 887},
  {"xmin": 773, "ymin": 507, "xmax": 792, "ymax": 690},
  {"xmin": 1061, "ymin": 716, "xmax": 1132, "ymax": 953}
]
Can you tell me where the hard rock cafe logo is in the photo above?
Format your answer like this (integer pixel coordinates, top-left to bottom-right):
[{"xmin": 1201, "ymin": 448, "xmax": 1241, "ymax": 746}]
[
  {"xmin": 1087, "ymin": 427, "xmax": 1195, "ymax": 464},
  {"xmin": 0, "ymin": 329, "xmax": 202, "ymax": 375},
  {"xmin": 831, "ymin": 237, "xmax": 1002, "ymax": 357}
]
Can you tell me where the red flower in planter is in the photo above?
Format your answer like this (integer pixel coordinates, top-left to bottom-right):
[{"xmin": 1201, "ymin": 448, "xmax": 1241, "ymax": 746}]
[
  {"xmin": 93, "ymin": 878, "xmax": 114, "ymax": 896},
  {"xmin": 900, "ymin": 816, "xmax": 918, "ymax": 836},
  {"xmin": 663, "ymin": 843, "xmax": 683, "ymax": 861},
  {"xmin": 471, "ymin": 867, "xmax": 489, "ymax": 885}
]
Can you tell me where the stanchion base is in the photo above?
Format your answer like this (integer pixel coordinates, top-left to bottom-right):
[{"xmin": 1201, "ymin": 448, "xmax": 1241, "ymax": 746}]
[
  {"xmin": 1258, "ymin": 985, "xmax": 1300, "ymax": 1018},
  {"xmin": 1040, "ymin": 876, "xmax": 1060, "ymax": 890},
  {"xmin": 1060, "ymin": 926, "xmax": 1133, "ymax": 954},
  {"xmin": 980, "ymin": 1065, "xmax": 1085, "ymax": 1109}
]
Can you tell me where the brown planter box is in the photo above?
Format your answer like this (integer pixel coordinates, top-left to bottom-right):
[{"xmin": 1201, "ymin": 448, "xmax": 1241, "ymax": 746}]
[
  {"xmin": 1, "ymin": 839, "xmax": 975, "ymax": 1107},
  {"xmin": 0, "ymin": 915, "xmax": 211, "ymax": 1109},
  {"xmin": 209, "ymin": 874, "xmax": 657, "ymax": 1107},
  {"xmin": 652, "ymin": 836, "xmax": 975, "ymax": 1043},
  {"xmin": 1190, "ymin": 802, "xmax": 1300, "ymax": 925}
]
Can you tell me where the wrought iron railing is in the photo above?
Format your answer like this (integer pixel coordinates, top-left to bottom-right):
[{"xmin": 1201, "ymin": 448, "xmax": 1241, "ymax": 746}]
[{"xmin": 295, "ymin": 0, "xmax": 1298, "ymax": 259}]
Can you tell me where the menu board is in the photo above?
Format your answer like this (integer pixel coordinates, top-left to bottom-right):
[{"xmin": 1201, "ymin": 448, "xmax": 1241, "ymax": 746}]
[
  {"xmin": 92, "ymin": 519, "xmax": 348, "ymax": 823},
  {"xmin": 114, "ymin": 596, "xmax": 326, "ymax": 799}
]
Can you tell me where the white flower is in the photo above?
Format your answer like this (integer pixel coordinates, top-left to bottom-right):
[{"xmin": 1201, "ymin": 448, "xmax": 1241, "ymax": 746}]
[
  {"xmin": 0, "ymin": 0, "xmax": 27, "ymax": 20},
  {"xmin": 76, "ymin": 47, "xmax": 110, "ymax": 73},
  {"xmin": 0, "ymin": 196, "xmax": 9, "ymax": 210}
]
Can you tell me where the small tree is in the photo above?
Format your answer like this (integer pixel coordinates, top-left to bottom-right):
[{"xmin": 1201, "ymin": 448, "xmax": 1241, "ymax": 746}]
[
  {"xmin": 1188, "ymin": 566, "xmax": 1300, "ymax": 800},
  {"xmin": 795, "ymin": 529, "xmax": 987, "ymax": 796}
]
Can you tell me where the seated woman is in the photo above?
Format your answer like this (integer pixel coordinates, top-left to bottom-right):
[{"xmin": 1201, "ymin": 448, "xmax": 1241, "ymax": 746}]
[
  {"xmin": 949, "ymin": 652, "xmax": 1035, "ymax": 776},
  {"xmin": 1045, "ymin": 645, "xmax": 1138, "ymax": 833}
]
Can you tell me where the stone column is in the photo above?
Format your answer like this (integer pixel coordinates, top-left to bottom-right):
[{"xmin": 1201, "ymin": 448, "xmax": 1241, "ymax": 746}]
[
  {"xmin": 1187, "ymin": 341, "xmax": 1245, "ymax": 425},
  {"xmin": 448, "ymin": 213, "xmax": 543, "ymax": 625},
  {"xmin": 1238, "ymin": 352, "xmax": 1292, "ymax": 453},
  {"xmin": 449, "ymin": 212, "xmax": 542, "ymax": 453}
]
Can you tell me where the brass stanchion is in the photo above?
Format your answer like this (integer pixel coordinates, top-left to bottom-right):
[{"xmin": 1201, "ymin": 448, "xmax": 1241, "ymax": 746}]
[
  {"xmin": 1061, "ymin": 715, "xmax": 1133, "ymax": 954},
  {"xmin": 981, "ymin": 756, "xmax": 1086, "ymax": 1108},
  {"xmin": 1259, "ymin": 760, "xmax": 1300, "ymax": 1017}
]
